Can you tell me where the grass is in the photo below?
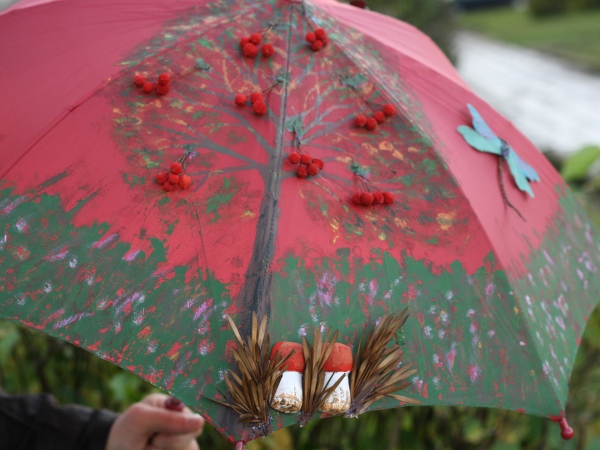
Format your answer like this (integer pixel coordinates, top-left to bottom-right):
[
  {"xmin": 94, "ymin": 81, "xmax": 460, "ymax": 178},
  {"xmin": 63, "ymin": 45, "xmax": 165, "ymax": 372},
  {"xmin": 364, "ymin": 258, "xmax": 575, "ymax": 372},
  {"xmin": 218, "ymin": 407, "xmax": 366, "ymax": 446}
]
[{"xmin": 458, "ymin": 7, "xmax": 600, "ymax": 71}]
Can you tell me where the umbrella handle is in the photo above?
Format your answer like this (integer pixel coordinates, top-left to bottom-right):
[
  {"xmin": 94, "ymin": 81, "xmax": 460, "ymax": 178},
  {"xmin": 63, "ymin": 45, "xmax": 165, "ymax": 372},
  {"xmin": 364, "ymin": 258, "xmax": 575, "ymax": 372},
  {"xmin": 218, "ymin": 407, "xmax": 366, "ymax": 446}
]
[{"xmin": 235, "ymin": 441, "xmax": 245, "ymax": 450}]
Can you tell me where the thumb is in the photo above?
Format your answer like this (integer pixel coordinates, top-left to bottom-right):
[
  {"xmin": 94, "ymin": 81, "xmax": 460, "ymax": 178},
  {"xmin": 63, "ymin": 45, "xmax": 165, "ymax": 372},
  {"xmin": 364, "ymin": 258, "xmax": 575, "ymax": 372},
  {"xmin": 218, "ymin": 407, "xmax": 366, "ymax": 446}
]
[{"xmin": 130, "ymin": 403, "xmax": 205, "ymax": 435}]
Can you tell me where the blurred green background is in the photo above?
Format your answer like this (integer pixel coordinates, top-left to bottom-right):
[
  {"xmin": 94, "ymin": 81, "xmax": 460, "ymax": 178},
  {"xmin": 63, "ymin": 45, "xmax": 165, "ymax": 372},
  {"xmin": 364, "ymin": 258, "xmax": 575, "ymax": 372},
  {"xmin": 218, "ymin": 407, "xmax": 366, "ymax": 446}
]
[{"xmin": 2, "ymin": 0, "xmax": 600, "ymax": 448}]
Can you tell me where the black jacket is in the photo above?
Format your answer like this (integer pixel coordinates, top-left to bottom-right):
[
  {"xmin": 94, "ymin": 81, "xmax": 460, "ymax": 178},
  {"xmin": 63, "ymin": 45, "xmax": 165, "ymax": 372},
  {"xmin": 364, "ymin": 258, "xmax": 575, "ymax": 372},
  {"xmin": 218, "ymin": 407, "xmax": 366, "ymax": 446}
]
[{"xmin": 0, "ymin": 390, "xmax": 117, "ymax": 450}]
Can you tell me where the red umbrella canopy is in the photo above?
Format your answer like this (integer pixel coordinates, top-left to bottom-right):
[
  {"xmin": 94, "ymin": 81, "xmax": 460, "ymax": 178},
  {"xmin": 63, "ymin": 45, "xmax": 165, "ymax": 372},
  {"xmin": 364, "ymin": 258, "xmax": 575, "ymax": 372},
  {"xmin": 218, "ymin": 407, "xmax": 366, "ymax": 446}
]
[{"xmin": 1, "ymin": 0, "xmax": 600, "ymax": 443}]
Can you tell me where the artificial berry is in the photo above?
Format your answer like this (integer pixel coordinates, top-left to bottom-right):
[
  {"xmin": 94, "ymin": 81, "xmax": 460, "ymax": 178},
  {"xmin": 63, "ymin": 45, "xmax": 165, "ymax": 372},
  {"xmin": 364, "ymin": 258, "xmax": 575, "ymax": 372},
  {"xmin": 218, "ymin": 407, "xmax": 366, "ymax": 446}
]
[
  {"xmin": 242, "ymin": 43, "xmax": 259, "ymax": 58},
  {"xmin": 366, "ymin": 118, "xmax": 378, "ymax": 130},
  {"xmin": 170, "ymin": 162, "xmax": 183, "ymax": 175},
  {"xmin": 307, "ymin": 164, "xmax": 319, "ymax": 176},
  {"xmin": 352, "ymin": 192, "xmax": 362, "ymax": 205},
  {"xmin": 134, "ymin": 75, "xmax": 146, "ymax": 87},
  {"xmin": 297, "ymin": 166, "xmax": 308, "ymax": 179},
  {"xmin": 374, "ymin": 111, "xmax": 386, "ymax": 124},
  {"xmin": 168, "ymin": 173, "xmax": 180, "ymax": 185},
  {"xmin": 156, "ymin": 172, "xmax": 168, "ymax": 184},
  {"xmin": 235, "ymin": 94, "xmax": 247, "ymax": 106},
  {"xmin": 250, "ymin": 92, "xmax": 264, "ymax": 104},
  {"xmin": 289, "ymin": 152, "xmax": 301, "ymax": 164},
  {"xmin": 305, "ymin": 32, "xmax": 316, "ymax": 43},
  {"xmin": 300, "ymin": 154, "xmax": 312, "ymax": 165},
  {"xmin": 312, "ymin": 158, "xmax": 324, "ymax": 170},
  {"xmin": 361, "ymin": 192, "xmax": 375, "ymax": 206},
  {"xmin": 321, "ymin": 36, "xmax": 329, "ymax": 47},
  {"xmin": 179, "ymin": 174, "xmax": 192, "ymax": 189},
  {"xmin": 355, "ymin": 115, "xmax": 367, "ymax": 127},
  {"xmin": 156, "ymin": 84, "xmax": 170, "ymax": 95},
  {"xmin": 314, "ymin": 28, "xmax": 327, "ymax": 41},
  {"xmin": 261, "ymin": 43, "xmax": 274, "ymax": 58},
  {"xmin": 311, "ymin": 40, "xmax": 323, "ymax": 52},
  {"xmin": 240, "ymin": 36, "xmax": 250, "ymax": 48},
  {"xmin": 252, "ymin": 100, "xmax": 267, "ymax": 116},
  {"xmin": 163, "ymin": 181, "xmax": 174, "ymax": 192},
  {"xmin": 383, "ymin": 104, "xmax": 397, "ymax": 117},
  {"xmin": 158, "ymin": 73, "xmax": 170, "ymax": 86},
  {"xmin": 373, "ymin": 191, "xmax": 384, "ymax": 205},
  {"xmin": 250, "ymin": 33, "xmax": 262, "ymax": 45},
  {"xmin": 382, "ymin": 191, "xmax": 395, "ymax": 205},
  {"xmin": 142, "ymin": 81, "xmax": 154, "ymax": 93}
]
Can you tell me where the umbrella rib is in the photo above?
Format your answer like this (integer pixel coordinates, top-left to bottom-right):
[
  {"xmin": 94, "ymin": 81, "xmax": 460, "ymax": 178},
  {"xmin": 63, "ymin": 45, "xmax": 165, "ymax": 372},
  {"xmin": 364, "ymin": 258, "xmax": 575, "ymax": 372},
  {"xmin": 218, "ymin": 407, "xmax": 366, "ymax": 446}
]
[{"xmin": 185, "ymin": 197, "xmax": 218, "ymax": 318}]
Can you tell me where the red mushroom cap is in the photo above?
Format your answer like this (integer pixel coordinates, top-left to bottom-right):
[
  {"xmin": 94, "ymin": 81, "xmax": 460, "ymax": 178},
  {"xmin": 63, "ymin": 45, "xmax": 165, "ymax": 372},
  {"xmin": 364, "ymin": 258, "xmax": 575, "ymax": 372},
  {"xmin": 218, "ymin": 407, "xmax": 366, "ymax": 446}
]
[
  {"xmin": 323, "ymin": 343, "xmax": 353, "ymax": 372},
  {"xmin": 271, "ymin": 342, "xmax": 305, "ymax": 372}
]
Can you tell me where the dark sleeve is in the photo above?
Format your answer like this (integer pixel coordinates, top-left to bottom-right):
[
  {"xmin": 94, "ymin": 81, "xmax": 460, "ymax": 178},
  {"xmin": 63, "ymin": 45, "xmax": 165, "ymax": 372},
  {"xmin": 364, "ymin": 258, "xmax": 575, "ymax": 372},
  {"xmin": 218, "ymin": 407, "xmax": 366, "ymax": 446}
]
[{"xmin": 0, "ymin": 390, "xmax": 117, "ymax": 450}]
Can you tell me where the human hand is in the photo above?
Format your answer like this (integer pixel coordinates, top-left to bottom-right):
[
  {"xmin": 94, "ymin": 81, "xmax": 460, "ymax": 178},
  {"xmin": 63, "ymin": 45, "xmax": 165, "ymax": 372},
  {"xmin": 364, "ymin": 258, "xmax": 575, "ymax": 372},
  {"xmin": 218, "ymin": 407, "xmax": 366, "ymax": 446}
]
[{"xmin": 106, "ymin": 393, "xmax": 204, "ymax": 450}]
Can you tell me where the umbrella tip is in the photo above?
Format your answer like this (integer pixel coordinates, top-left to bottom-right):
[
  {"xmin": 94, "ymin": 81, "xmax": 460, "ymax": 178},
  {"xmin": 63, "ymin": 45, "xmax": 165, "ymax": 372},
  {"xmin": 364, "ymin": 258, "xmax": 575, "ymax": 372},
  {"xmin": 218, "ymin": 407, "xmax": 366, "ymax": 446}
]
[
  {"xmin": 350, "ymin": 0, "xmax": 367, "ymax": 8},
  {"xmin": 559, "ymin": 417, "xmax": 574, "ymax": 440}
]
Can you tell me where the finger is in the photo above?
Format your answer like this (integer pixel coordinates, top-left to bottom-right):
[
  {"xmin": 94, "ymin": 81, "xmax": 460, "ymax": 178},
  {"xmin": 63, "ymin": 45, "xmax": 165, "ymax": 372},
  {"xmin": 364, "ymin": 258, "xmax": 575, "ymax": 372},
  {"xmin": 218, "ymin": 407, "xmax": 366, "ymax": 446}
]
[
  {"xmin": 150, "ymin": 431, "xmax": 202, "ymax": 449},
  {"xmin": 146, "ymin": 441, "xmax": 199, "ymax": 450},
  {"xmin": 142, "ymin": 394, "xmax": 195, "ymax": 415},
  {"xmin": 129, "ymin": 403, "xmax": 205, "ymax": 435},
  {"xmin": 141, "ymin": 393, "xmax": 172, "ymax": 408}
]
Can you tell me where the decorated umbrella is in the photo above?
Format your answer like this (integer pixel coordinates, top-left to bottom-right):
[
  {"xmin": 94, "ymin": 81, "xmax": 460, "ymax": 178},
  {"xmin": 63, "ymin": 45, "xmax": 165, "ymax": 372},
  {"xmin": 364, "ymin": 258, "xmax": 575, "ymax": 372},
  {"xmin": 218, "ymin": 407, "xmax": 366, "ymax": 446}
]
[{"xmin": 1, "ymin": 0, "xmax": 600, "ymax": 446}]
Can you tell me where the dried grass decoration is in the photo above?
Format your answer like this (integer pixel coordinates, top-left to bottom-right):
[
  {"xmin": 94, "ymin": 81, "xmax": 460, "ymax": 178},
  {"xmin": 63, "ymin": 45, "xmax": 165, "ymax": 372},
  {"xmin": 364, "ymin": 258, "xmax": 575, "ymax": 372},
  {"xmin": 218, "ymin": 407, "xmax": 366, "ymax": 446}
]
[
  {"xmin": 214, "ymin": 313, "xmax": 293, "ymax": 437},
  {"xmin": 346, "ymin": 309, "xmax": 420, "ymax": 418},
  {"xmin": 297, "ymin": 326, "xmax": 346, "ymax": 427}
]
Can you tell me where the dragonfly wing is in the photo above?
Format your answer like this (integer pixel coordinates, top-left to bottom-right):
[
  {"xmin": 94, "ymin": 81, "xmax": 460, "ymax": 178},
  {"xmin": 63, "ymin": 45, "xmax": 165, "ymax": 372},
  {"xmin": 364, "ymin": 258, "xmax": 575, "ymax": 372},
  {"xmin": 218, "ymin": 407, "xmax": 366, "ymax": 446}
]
[
  {"xmin": 458, "ymin": 126, "xmax": 502, "ymax": 155},
  {"xmin": 515, "ymin": 153, "xmax": 540, "ymax": 182},
  {"xmin": 467, "ymin": 104, "xmax": 502, "ymax": 145},
  {"xmin": 506, "ymin": 149, "xmax": 534, "ymax": 197}
]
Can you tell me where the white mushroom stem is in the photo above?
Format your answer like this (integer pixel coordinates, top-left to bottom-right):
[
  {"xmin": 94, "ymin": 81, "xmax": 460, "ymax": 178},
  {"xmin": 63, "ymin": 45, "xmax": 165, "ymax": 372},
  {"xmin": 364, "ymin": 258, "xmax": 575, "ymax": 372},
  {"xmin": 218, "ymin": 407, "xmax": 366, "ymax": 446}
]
[
  {"xmin": 320, "ymin": 371, "xmax": 351, "ymax": 413},
  {"xmin": 271, "ymin": 371, "xmax": 303, "ymax": 414}
]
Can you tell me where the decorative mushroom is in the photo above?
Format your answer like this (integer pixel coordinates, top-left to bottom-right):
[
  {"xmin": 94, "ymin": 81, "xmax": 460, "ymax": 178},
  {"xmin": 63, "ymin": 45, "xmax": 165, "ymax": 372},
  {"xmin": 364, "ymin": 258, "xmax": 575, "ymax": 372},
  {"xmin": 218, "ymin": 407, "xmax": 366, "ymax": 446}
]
[
  {"xmin": 270, "ymin": 342, "xmax": 305, "ymax": 414},
  {"xmin": 320, "ymin": 343, "xmax": 353, "ymax": 414}
]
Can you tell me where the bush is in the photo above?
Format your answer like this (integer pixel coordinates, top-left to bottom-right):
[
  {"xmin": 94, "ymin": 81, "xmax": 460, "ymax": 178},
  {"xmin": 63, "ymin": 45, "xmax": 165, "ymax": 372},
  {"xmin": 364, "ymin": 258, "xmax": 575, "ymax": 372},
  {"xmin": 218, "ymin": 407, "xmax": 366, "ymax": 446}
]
[
  {"xmin": 529, "ymin": 0, "xmax": 568, "ymax": 16},
  {"xmin": 365, "ymin": 0, "xmax": 457, "ymax": 63},
  {"xmin": 568, "ymin": 0, "xmax": 600, "ymax": 10}
]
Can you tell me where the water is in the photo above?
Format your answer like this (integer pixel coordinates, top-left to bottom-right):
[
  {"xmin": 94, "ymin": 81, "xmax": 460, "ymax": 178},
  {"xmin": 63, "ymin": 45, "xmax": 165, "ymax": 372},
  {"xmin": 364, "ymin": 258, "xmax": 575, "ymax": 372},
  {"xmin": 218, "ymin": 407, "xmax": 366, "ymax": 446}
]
[{"xmin": 456, "ymin": 32, "xmax": 600, "ymax": 156}]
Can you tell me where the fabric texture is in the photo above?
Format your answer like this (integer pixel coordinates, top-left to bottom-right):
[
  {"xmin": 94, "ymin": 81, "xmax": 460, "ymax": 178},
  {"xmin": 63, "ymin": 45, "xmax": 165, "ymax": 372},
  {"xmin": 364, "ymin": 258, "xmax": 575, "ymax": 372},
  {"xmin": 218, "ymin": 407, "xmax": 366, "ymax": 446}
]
[{"xmin": 0, "ymin": 390, "xmax": 116, "ymax": 450}]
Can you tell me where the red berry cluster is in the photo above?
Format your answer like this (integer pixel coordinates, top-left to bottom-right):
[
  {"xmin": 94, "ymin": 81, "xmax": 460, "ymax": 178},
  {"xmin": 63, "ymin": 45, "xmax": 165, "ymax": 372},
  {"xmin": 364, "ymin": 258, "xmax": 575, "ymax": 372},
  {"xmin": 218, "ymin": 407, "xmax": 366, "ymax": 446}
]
[
  {"xmin": 155, "ymin": 162, "xmax": 192, "ymax": 192},
  {"xmin": 289, "ymin": 152, "xmax": 324, "ymax": 178},
  {"xmin": 352, "ymin": 190, "xmax": 394, "ymax": 206},
  {"xmin": 240, "ymin": 33, "xmax": 274, "ymax": 59},
  {"xmin": 305, "ymin": 28, "xmax": 329, "ymax": 52},
  {"xmin": 354, "ymin": 103, "xmax": 397, "ymax": 131},
  {"xmin": 234, "ymin": 91, "xmax": 267, "ymax": 116},
  {"xmin": 134, "ymin": 73, "xmax": 171, "ymax": 96}
]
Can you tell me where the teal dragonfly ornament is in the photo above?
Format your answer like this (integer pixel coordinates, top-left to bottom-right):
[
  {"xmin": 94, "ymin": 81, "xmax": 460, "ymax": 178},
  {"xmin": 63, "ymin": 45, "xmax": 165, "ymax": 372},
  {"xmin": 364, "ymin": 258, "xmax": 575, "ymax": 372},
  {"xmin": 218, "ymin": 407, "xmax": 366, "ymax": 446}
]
[{"xmin": 458, "ymin": 104, "xmax": 540, "ymax": 219}]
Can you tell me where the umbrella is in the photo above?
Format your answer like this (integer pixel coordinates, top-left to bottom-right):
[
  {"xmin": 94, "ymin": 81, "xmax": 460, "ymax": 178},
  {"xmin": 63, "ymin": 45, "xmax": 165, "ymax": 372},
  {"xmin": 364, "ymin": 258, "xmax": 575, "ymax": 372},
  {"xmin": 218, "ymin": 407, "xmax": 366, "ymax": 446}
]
[{"xmin": 1, "ymin": 0, "xmax": 600, "ymax": 445}]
